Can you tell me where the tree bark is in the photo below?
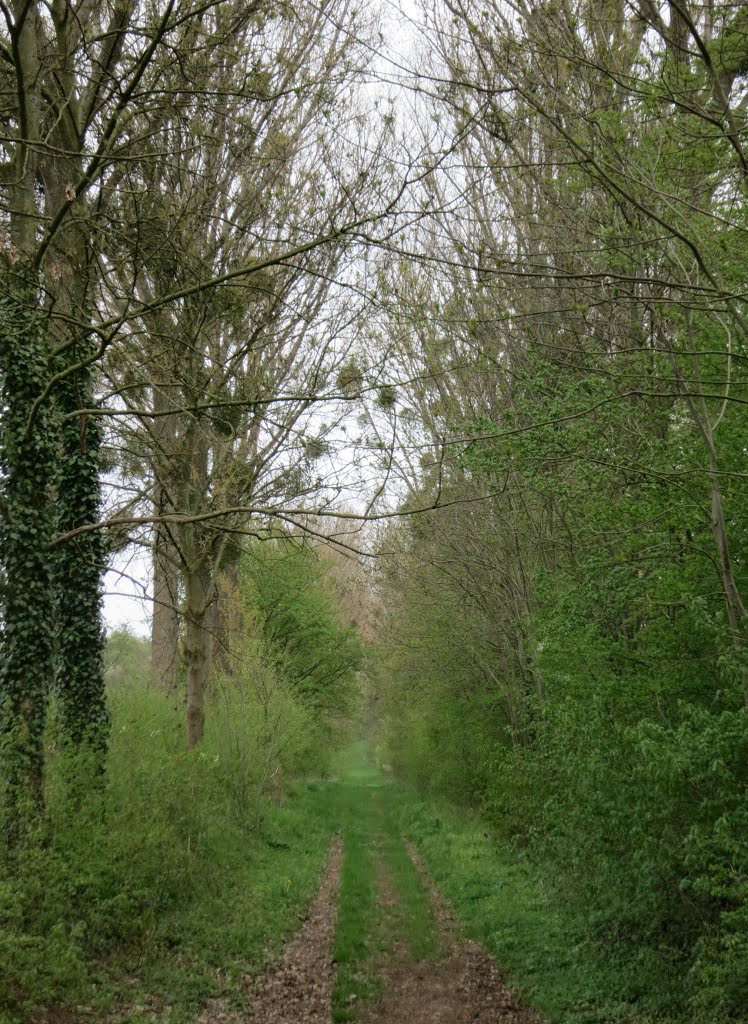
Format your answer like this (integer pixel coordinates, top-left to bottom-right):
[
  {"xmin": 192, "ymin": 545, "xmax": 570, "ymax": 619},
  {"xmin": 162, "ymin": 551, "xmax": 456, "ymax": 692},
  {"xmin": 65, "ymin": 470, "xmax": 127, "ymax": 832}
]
[
  {"xmin": 152, "ymin": 526, "xmax": 180, "ymax": 692},
  {"xmin": 211, "ymin": 560, "xmax": 243, "ymax": 675},
  {"xmin": 184, "ymin": 565, "xmax": 213, "ymax": 749},
  {"xmin": 149, "ymin": 330, "xmax": 180, "ymax": 691}
]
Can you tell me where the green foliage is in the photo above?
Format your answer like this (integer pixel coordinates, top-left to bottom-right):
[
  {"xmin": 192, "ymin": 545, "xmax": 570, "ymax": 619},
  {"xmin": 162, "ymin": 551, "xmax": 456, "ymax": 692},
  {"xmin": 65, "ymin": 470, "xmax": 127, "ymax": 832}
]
[
  {"xmin": 1, "ymin": 533, "xmax": 365, "ymax": 1019},
  {"xmin": 104, "ymin": 629, "xmax": 152, "ymax": 689},
  {"xmin": 0, "ymin": 639, "xmax": 341, "ymax": 1022},
  {"xmin": 246, "ymin": 540, "xmax": 363, "ymax": 725},
  {"xmin": 0, "ymin": 280, "xmax": 109, "ymax": 836},
  {"xmin": 207, "ymin": 666, "xmax": 323, "ymax": 829}
]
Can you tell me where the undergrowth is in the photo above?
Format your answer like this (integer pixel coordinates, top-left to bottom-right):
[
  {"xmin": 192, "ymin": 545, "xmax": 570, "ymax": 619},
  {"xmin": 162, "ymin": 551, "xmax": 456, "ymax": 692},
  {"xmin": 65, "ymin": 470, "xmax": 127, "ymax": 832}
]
[{"xmin": 0, "ymin": 660, "xmax": 343, "ymax": 1024}]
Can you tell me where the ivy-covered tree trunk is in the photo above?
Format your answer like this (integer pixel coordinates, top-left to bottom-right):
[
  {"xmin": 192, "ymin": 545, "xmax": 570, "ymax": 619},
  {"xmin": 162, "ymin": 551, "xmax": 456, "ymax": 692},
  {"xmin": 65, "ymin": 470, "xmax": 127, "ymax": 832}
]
[
  {"xmin": 38, "ymin": 71, "xmax": 109, "ymax": 750},
  {"xmin": 53, "ymin": 354, "xmax": 108, "ymax": 749},
  {"xmin": 0, "ymin": 285, "xmax": 59, "ymax": 833}
]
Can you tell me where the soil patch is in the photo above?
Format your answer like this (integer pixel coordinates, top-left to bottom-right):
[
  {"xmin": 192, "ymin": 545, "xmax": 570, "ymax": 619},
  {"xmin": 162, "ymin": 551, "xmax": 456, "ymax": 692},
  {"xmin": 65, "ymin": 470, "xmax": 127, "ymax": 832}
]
[{"xmin": 245, "ymin": 836, "xmax": 343, "ymax": 1024}]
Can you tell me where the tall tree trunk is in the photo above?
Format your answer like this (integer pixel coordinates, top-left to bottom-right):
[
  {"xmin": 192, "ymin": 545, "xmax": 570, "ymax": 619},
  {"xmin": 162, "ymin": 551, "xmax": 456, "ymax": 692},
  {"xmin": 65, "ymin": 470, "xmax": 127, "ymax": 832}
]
[
  {"xmin": 152, "ymin": 526, "xmax": 180, "ymax": 691},
  {"xmin": 184, "ymin": 565, "xmax": 213, "ymax": 748},
  {"xmin": 40, "ymin": 142, "xmax": 108, "ymax": 751},
  {"xmin": 150, "ymin": 353, "xmax": 180, "ymax": 691},
  {"xmin": 212, "ymin": 560, "xmax": 242, "ymax": 675},
  {"xmin": 0, "ymin": 285, "xmax": 59, "ymax": 834},
  {"xmin": 0, "ymin": 8, "xmax": 51, "ymax": 832}
]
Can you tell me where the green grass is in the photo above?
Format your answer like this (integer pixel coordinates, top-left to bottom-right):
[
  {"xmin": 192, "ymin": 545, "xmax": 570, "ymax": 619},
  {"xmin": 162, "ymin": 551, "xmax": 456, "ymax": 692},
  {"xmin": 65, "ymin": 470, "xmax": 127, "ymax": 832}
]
[
  {"xmin": 0, "ymin": 658, "xmax": 354, "ymax": 1024},
  {"xmin": 331, "ymin": 745, "xmax": 385, "ymax": 1022},
  {"xmin": 331, "ymin": 744, "xmax": 441, "ymax": 1021},
  {"xmin": 136, "ymin": 749, "xmax": 680, "ymax": 1024},
  {"xmin": 1, "ymin": 753, "xmax": 342, "ymax": 1024}
]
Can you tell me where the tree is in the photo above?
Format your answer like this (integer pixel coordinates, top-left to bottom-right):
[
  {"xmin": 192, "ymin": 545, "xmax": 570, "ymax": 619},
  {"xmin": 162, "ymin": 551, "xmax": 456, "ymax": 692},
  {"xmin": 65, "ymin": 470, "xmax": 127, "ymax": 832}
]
[
  {"xmin": 0, "ymin": 0, "xmax": 412, "ymax": 820},
  {"xmin": 98, "ymin": 0, "xmax": 395, "ymax": 745}
]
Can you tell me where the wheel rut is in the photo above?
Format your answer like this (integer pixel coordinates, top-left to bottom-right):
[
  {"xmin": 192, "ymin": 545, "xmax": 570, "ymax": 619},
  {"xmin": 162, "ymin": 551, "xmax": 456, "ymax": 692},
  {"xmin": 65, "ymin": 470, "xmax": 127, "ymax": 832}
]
[
  {"xmin": 246, "ymin": 837, "xmax": 343, "ymax": 1024},
  {"xmin": 356, "ymin": 837, "xmax": 539, "ymax": 1024}
]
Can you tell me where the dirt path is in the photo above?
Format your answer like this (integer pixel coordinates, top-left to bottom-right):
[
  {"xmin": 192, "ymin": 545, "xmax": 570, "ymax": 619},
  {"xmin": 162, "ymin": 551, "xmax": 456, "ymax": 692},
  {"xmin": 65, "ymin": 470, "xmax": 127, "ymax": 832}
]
[
  {"xmin": 359, "ymin": 841, "xmax": 539, "ymax": 1024},
  {"xmin": 246, "ymin": 837, "xmax": 343, "ymax": 1024},
  {"xmin": 212, "ymin": 756, "xmax": 538, "ymax": 1024}
]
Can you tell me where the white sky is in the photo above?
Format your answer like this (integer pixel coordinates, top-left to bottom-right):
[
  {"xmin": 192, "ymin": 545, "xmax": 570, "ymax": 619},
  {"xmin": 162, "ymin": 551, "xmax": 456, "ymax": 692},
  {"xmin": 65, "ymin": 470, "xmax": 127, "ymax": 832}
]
[{"xmin": 103, "ymin": 548, "xmax": 151, "ymax": 636}]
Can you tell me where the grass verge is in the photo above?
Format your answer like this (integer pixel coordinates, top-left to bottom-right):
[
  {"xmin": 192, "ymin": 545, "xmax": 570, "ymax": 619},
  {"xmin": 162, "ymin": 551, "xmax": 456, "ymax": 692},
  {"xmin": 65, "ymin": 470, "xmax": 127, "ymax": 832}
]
[{"xmin": 117, "ymin": 780, "xmax": 341, "ymax": 1024}]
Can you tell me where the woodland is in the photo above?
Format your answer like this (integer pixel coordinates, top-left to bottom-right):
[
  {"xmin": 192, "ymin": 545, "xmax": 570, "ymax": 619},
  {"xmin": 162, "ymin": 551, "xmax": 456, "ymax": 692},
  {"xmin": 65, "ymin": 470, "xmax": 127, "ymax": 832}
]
[{"xmin": 1, "ymin": 1, "xmax": 747, "ymax": 1023}]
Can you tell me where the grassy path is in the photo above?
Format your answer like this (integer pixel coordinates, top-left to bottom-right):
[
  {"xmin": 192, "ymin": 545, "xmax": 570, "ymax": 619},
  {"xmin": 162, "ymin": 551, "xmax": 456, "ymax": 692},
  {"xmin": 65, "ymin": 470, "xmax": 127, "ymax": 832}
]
[
  {"xmin": 331, "ymin": 748, "xmax": 439, "ymax": 1021},
  {"xmin": 325, "ymin": 745, "xmax": 535, "ymax": 1024}
]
